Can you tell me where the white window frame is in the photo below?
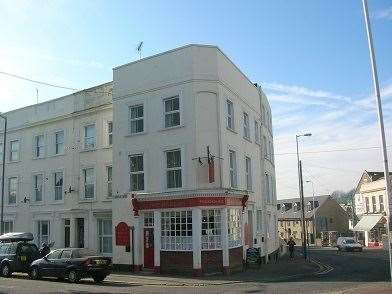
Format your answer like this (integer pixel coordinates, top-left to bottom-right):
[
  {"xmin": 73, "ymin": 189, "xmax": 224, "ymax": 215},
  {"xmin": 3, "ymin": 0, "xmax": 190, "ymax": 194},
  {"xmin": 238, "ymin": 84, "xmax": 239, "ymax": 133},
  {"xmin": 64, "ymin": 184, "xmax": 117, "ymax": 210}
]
[
  {"xmin": 106, "ymin": 165, "xmax": 113, "ymax": 198},
  {"xmin": 129, "ymin": 154, "xmax": 144, "ymax": 191},
  {"xmin": 243, "ymin": 112, "xmax": 250, "ymax": 140},
  {"xmin": 97, "ymin": 218, "xmax": 113, "ymax": 255},
  {"xmin": 37, "ymin": 220, "xmax": 50, "ymax": 246},
  {"xmin": 2, "ymin": 220, "xmax": 14, "ymax": 234},
  {"xmin": 34, "ymin": 134, "xmax": 45, "ymax": 158},
  {"xmin": 129, "ymin": 104, "xmax": 144, "ymax": 134},
  {"xmin": 84, "ymin": 124, "xmax": 96, "ymax": 150},
  {"xmin": 201, "ymin": 209, "xmax": 222, "ymax": 250},
  {"xmin": 8, "ymin": 177, "xmax": 17, "ymax": 205},
  {"xmin": 161, "ymin": 210, "xmax": 193, "ymax": 251},
  {"xmin": 55, "ymin": 130, "xmax": 64, "ymax": 155},
  {"xmin": 229, "ymin": 150, "xmax": 237, "ymax": 188},
  {"xmin": 165, "ymin": 149, "xmax": 182, "ymax": 189},
  {"xmin": 255, "ymin": 121, "xmax": 260, "ymax": 144},
  {"xmin": 144, "ymin": 212, "xmax": 154, "ymax": 227},
  {"xmin": 107, "ymin": 121, "xmax": 113, "ymax": 146},
  {"xmin": 245, "ymin": 156, "xmax": 252, "ymax": 191},
  {"xmin": 227, "ymin": 99, "xmax": 235, "ymax": 130},
  {"xmin": 10, "ymin": 140, "xmax": 20, "ymax": 162},
  {"xmin": 83, "ymin": 167, "xmax": 95, "ymax": 199},
  {"xmin": 228, "ymin": 208, "xmax": 242, "ymax": 248},
  {"xmin": 163, "ymin": 96, "xmax": 181, "ymax": 129},
  {"xmin": 33, "ymin": 173, "xmax": 44, "ymax": 202},
  {"xmin": 54, "ymin": 171, "xmax": 63, "ymax": 201}
]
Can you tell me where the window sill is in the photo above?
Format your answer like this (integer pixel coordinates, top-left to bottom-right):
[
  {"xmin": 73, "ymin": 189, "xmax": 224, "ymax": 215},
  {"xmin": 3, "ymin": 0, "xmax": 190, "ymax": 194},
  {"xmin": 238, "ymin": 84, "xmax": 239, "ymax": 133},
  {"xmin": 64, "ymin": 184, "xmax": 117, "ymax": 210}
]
[
  {"xmin": 159, "ymin": 124, "xmax": 184, "ymax": 132},
  {"xmin": 243, "ymin": 137, "xmax": 252, "ymax": 143},
  {"xmin": 102, "ymin": 198, "xmax": 113, "ymax": 202},
  {"xmin": 125, "ymin": 131, "xmax": 147, "ymax": 137},
  {"xmin": 29, "ymin": 202, "xmax": 45, "ymax": 206},
  {"xmin": 226, "ymin": 127, "xmax": 237, "ymax": 134},
  {"xmin": 255, "ymin": 141, "xmax": 261, "ymax": 146},
  {"xmin": 80, "ymin": 147, "xmax": 97, "ymax": 153},
  {"xmin": 78, "ymin": 199, "xmax": 97, "ymax": 203},
  {"xmin": 32, "ymin": 156, "xmax": 45, "ymax": 160},
  {"xmin": 50, "ymin": 200, "xmax": 65, "ymax": 205},
  {"xmin": 7, "ymin": 160, "xmax": 21, "ymax": 164},
  {"xmin": 50, "ymin": 153, "xmax": 66, "ymax": 158},
  {"xmin": 101, "ymin": 145, "xmax": 113, "ymax": 150}
]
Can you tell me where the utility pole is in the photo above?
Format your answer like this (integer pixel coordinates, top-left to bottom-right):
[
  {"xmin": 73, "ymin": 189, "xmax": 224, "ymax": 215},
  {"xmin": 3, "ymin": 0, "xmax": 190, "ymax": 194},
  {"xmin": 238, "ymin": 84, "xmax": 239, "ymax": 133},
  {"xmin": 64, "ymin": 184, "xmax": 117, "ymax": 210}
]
[
  {"xmin": 299, "ymin": 161, "xmax": 308, "ymax": 259},
  {"xmin": 0, "ymin": 113, "xmax": 7, "ymax": 235},
  {"xmin": 362, "ymin": 0, "xmax": 392, "ymax": 282}
]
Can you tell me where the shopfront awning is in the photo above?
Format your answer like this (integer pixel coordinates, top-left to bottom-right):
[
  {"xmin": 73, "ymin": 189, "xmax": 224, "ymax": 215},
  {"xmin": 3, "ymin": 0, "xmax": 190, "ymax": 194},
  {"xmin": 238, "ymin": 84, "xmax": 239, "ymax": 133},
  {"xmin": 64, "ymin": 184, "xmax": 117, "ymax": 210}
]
[{"xmin": 352, "ymin": 214, "xmax": 385, "ymax": 232}]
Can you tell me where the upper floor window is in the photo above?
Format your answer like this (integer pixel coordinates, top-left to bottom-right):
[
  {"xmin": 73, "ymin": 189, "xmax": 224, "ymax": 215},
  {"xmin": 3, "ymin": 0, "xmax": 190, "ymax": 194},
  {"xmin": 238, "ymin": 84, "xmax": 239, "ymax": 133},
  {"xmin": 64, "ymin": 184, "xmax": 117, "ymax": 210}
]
[
  {"xmin": 55, "ymin": 131, "xmax": 64, "ymax": 155},
  {"xmin": 263, "ymin": 136, "xmax": 268, "ymax": 159},
  {"xmin": 107, "ymin": 121, "xmax": 113, "ymax": 145},
  {"xmin": 164, "ymin": 96, "xmax": 180, "ymax": 128},
  {"xmin": 245, "ymin": 156, "xmax": 252, "ymax": 190},
  {"xmin": 83, "ymin": 168, "xmax": 95, "ymax": 199},
  {"xmin": 106, "ymin": 166, "xmax": 113, "ymax": 198},
  {"xmin": 10, "ymin": 140, "xmax": 20, "ymax": 161},
  {"xmin": 229, "ymin": 150, "xmax": 237, "ymax": 188},
  {"xmin": 265, "ymin": 173, "xmax": 270, "ymax": 203},
  {"xmin": 54, "ymin": 172, "xmax": 63, "ymax": 201},
  {"xmin": 256, "ymin": 210, "xmax": 262, "ymax": 231},
  {"xmin": 129, "ymin": 155, "xmax": 144, "ymax": 191},
  {"xmin": 243, "ymin": 112, "xmax": 250, "ymax": 140},
  {"xmin": 34, "ymin": 135, "xmax": 45, "ymax": 158},
  {"xmin": 372, "ymin": 195, "xmax": 376, "ymax": 212},
  {"xmin": 0, "ymin": 143, "xmax": 3, "ymax": 163},
  {"xmin": 33, "ymin": 174, "xmax": 43, "ymax": 202},
  {"xmin": 166, "ymin": 149, "xmax": 182, "ymax": 189},
  {"xmin": 365, "ymin": 197, "xmax": 370, "ymax": 213},
  {"xmin": 379, "ymin": 195, "xmax": 384, "ymax": 212},
  {"xmin": 255, "ymin": 121, "xmax": 260, "ymax": 143},
  {"xmin": 129, "ymin": 105, "xmax": 144, "ymax": 134},
  {"xmin": 8, "ymin": 177, "xmax": 17, "ymax": 204},
  {"xmin": 84, "ymin": 125, "xmax": 96, "ymax": 150},
  {"xmin": 227, "ymin": 100, "xmax": 234, "ymax": 130}
]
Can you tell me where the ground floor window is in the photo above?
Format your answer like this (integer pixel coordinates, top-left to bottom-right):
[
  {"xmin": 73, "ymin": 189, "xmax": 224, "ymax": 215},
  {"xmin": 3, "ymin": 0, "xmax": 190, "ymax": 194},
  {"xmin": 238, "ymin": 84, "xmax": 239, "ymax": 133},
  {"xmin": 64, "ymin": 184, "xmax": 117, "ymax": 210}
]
[
  {"xmin": 2, "ymin": 221, "xmax": 13, "ymax": 234},
  {"xmin": 161, "ymin": 211, "xmax": 192, "ymax": 251},
  {"xmin": 144, "ymin": 212, "xmax": 154, "ymax": 227},
  {"xmin": 228, "ymin": 209, "xmax": 242, "ymax": 248},
  {"xmin": 97, "ymin": 219, "xmax": 112, "ymax": 255},
  {"xmin": 202, "ymin": 209, "xmax": 222, "ymax": 250},
  {"xmin": 37, "ymin": 220, "xmax": 50, "ymax": 246}
]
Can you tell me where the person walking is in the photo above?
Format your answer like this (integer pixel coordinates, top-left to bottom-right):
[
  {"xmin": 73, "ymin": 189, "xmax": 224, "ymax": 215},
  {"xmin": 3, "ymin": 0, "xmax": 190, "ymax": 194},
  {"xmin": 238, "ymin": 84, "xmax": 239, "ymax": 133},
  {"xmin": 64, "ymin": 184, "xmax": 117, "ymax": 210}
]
[{"xmin": 287, "ymin": 237, "xmax": 296, "ymax": 259}]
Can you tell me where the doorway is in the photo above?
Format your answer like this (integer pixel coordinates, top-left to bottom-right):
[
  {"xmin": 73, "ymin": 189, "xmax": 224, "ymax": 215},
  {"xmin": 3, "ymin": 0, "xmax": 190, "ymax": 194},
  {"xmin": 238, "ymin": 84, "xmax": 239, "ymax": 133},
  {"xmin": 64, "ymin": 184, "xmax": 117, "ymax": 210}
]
[
  {"xmin": 64, "ymin": 219, "xmax": 70, "ymax": 248},
  {"xmin": 143, "ymin": 228, "xmax": 154, "ymax": 268},
  {"xmin": 76, "ymin": 218, "xmax": 84, "ymax": 248}
]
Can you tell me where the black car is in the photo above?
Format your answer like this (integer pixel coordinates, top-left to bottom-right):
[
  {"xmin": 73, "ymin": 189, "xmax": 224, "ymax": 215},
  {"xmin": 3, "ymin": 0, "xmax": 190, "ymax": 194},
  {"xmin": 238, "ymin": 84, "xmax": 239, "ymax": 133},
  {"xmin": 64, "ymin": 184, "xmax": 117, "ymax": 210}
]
[
  {"xmin": 0, "ymin": 233, "xmax": 41, "ymax": 277},
  {"xmin": 29, "ymin": 248, "xmax": 112, "ymax": 283}
]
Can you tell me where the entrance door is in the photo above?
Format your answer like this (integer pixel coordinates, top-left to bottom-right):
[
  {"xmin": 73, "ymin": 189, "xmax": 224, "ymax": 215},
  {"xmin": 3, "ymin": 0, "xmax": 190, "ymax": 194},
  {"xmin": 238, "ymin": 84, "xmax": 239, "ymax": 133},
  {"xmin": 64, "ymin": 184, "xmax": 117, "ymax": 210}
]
[
  {"xmin": 76, "ymin": 218, "xmax": 84, "ymax": 248},
  {"xmin": 143, "ymin": 228, "xmax": 154, "ymax": 268}
]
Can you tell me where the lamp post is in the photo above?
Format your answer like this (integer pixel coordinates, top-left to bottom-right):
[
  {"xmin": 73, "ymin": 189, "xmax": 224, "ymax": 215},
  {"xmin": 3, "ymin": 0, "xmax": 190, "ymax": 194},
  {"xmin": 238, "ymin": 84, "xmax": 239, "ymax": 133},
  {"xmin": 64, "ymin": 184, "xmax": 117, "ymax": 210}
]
[
  {"xmin": 306, "ymin": 180, "xmax": 317, "ymax": 246},
  {"xmin": 0, "ymin": 113, "xmax": 7, "ymax": 235},
  {"xmin": 362, "ymin": 0, "xmax": 392, "ymax": 282},
  {"xmin": 296, "ymin": 133, "xmax": 311, "ymax": 260}
]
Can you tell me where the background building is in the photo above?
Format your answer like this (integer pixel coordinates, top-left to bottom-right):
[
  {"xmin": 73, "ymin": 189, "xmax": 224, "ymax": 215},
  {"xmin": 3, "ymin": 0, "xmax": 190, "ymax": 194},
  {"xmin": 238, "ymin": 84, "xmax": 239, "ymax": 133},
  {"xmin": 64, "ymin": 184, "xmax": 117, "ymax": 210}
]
[
  {"xmin": 0, "ymin": 44, "xmax": 278, "ymax": 275},
  {"xmin": 277, "ymin": 195, "xmax": 349, "ymax": 245},
  {"xmin": 353, "ymin": 171, "xmax": 389, "ymax": 247}
]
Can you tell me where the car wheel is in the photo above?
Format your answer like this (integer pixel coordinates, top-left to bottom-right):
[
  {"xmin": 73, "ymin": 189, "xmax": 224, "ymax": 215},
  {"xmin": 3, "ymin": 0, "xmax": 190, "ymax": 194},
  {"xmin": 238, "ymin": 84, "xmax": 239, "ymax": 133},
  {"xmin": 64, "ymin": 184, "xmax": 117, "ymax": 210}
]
[
  {"xmin": 29, "ymin": 267, "xmax": 41, "ymax": 280},
  {"xmin": 93, "ymin": 274, "xmax": 106, "ymax": 283},
  {"xmin": 68, "ymin": 270, "xmax": 80, "ymax": 283},
  {"xmin": 1, "ymin": 263, "xmax": 12, "ymax": 277}
]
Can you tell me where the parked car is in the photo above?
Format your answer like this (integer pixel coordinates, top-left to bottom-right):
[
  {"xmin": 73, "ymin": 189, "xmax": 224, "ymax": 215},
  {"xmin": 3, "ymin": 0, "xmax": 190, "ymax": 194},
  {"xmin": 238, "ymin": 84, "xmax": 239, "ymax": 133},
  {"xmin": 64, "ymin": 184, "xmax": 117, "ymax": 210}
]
[
  {"xmin": 29, "ymin": 248, "xmax": 112, "ymax": 283},
  {"xmin": 336, "ymin": 237, "xmax": 363, "ymax": 252},
  {"xmin": 0, "ymin": 232, "xmax": 41, "ymax": 277}
]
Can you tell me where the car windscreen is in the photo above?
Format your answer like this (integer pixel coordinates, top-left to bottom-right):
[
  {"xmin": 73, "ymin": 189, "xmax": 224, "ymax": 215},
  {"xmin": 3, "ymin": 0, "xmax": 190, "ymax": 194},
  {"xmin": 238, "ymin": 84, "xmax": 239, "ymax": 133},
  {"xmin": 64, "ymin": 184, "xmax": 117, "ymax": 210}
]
[
  {"xmin": 345, "ymin": 239, "xmax": 355, "ymax": 244},
  {"xmin": 0, "ymin": 244, "xmax": 9, "ymax": 254},
  {"xmin": 72, "ymin": 249, "xmax": 97, "ymax": 258}
]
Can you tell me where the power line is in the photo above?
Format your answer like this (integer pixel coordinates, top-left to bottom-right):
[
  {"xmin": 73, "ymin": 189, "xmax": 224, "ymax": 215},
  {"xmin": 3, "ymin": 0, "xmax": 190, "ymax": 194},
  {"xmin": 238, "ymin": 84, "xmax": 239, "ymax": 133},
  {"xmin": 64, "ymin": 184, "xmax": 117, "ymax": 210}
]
[
  {"xmin": 0, "ymin": 71, "xmax": 79, "ymax": 91},
  {"xmin": 275, "ymin": 145, "xmax": 389, "ymax": 156}
]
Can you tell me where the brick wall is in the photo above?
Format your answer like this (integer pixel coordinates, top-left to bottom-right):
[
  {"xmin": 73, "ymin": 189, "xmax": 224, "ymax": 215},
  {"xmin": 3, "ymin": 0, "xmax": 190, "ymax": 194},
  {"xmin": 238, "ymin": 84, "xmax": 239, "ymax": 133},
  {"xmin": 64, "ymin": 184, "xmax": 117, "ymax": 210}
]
[
  {"xmin": 160, "ymin": 251, "xmax": 193, "ymax": 274},
  {"xmin": 201, "ymin": 250, "xmax": 223, "ymax": 273},
  {"xmin": 229, "ymin": 246, "xmax": 244, "ymax": 271}
]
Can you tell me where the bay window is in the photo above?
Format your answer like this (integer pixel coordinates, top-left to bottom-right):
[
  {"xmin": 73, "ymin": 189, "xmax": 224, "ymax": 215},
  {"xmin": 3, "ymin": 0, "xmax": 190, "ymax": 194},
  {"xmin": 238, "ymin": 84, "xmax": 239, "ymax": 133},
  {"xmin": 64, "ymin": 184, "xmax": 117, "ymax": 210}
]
[
  {"xmin": 201, "ymin": 209, "xmax": 221, "ymax": 250},
  {"xmin": 228, "ymin": 209, "xmax": 242, "ymax": 248}
]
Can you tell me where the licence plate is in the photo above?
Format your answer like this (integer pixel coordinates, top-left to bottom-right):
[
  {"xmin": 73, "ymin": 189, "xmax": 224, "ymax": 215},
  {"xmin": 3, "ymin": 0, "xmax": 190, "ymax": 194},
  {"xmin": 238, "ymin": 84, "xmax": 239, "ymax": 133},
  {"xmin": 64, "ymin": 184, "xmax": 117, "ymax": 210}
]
[
  {"xmin": 95, "ymin": 260, "xmax": 107, "ymax": 265},
  {"xmin": 20, "ymin": 256, "xmax": 27, "ymax": 262}
]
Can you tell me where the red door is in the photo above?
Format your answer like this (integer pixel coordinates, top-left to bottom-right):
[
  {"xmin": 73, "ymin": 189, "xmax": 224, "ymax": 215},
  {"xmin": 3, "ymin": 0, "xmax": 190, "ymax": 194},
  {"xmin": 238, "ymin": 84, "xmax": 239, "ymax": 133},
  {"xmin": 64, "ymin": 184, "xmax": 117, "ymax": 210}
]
[{"xmin": 143, "ymin": 228, "xmax": 154, "ymax": 268}]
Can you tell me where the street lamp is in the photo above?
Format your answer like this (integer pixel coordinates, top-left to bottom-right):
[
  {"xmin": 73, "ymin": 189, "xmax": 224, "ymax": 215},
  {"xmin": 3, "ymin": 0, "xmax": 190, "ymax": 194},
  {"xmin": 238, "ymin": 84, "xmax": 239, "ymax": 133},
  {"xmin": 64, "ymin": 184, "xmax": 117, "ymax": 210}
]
[
  {"xmin": 306, "ymin": 180, "xmax": 317, "ymax": 246},
  {"xmin": 296, "ymin": 133, "xmax": 312, "ymax": 260},
  {"xmin": 0, "ymin": 113, "xmax": 7, "ymax": 235}
]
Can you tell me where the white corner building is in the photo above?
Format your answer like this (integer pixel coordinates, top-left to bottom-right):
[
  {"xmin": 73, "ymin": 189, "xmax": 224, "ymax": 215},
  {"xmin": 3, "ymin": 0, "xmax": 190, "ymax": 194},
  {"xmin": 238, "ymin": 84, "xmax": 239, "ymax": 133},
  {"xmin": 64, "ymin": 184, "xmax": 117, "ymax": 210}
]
[{"xmin": 0, "ymin": 45, "xmax": 278, "ymax": 275}]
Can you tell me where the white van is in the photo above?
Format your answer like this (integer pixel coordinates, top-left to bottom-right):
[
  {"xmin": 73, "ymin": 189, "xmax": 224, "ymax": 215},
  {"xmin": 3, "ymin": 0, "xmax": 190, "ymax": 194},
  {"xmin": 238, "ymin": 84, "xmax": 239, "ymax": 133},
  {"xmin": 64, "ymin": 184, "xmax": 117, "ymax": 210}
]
[{"xmin": 336, "ymin": 237, "xmax": 363, "ymax": 252}]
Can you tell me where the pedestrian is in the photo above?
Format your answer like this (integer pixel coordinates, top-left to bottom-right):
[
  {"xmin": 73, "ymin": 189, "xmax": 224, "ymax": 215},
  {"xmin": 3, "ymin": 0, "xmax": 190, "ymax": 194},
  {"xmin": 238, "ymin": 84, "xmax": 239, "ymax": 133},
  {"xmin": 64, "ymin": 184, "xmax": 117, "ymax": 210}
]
[{"xmin": 287, "ymin": 237, "xmax": 296, "ymax": 259}]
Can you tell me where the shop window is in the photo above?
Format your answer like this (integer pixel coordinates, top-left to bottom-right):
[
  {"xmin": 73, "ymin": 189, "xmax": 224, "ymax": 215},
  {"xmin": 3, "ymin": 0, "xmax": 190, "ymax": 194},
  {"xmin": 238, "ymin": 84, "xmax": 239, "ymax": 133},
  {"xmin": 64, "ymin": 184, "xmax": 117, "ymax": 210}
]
[
  {"xmin": 161, "ymin": 211, "xmax": 192, "ymax": 251},
  {"xmin": 228, "ymin": 209, "xmax": 242, "ymax": 248},
  {"xmin": 201, "ymin": 209, "xmax": 221, "ymax": 250}
]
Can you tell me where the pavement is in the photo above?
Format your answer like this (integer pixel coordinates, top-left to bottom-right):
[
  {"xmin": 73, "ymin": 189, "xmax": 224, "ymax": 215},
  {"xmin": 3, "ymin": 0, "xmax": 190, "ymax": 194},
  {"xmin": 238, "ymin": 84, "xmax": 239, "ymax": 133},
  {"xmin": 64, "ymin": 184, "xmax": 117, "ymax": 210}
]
[{"xmin": 0, "ymin": 247, "xmax": 391, "ymax": 293}]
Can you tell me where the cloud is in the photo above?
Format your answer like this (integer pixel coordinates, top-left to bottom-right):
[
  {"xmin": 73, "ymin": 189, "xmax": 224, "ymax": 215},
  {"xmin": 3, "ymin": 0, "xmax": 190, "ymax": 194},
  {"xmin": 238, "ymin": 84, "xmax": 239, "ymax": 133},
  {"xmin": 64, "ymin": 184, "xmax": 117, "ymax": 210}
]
[
  {"xmin": 374, "ymin": 6, "xmax": 392, "ymax": 20},
  {"xmin": 265, "ymin": 80, "xmax": 392, "ymax": 199}
]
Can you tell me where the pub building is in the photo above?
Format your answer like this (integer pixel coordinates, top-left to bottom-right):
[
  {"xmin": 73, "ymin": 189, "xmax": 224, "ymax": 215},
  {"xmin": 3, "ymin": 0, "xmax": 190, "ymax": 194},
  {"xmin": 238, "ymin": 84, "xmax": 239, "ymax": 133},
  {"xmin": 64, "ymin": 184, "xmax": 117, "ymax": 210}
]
[{"xmin": 111, "ymin": 44, "xmax": 278, "ymax": 275}]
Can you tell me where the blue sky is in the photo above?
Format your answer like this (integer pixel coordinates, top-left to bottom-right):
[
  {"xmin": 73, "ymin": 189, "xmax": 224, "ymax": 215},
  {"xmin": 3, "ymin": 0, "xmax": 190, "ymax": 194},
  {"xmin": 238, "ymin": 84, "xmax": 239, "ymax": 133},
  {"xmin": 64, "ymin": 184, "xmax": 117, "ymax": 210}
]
[{"xmin": 1, "ymin": 0, "xmax": 392, "ymax": 198}]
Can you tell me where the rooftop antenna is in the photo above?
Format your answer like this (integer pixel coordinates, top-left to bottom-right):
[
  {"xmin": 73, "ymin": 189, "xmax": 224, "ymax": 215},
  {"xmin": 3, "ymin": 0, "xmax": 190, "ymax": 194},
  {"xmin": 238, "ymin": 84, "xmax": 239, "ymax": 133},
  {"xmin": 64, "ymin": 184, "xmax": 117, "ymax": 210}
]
[
  {"xmin": 136, "ymin": 41, "xmax": 143, "ymax": 59},
  {"xmin": 36, "ymin": 88, "xmax": 39, "ymax": 104}
]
